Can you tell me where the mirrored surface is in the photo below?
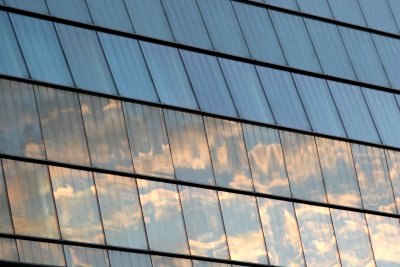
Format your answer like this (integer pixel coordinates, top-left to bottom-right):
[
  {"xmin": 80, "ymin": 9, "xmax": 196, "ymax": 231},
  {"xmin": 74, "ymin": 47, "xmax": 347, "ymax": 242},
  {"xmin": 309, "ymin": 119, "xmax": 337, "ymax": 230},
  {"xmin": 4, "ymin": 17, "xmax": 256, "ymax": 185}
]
[
  {"xmin": 297, "ymin": 0, "xmax": 333, "ymax": 18},
  {"xmin": 4, "ymin": 0, "xmax": 48, "ymax": 13},
  {"xmin": 192, "ymin": 261, "xmax": 231, "ymax": 267},
  {"xmin": 328, "ymin": 0, "xmax": 367, "ymax": 26},
  {"xmin": 0, "ymin": 161, "xmax": 13, "ymax": 233},
  {"xmin": 152, "ymin": 255, "xmax": 192, "ymax": 267},
  {"xmin": 64, "ymin": 245, "xmax": 110, "ymax": 267},
  {"xmin": 385, "ymin": 150, "xmax": 400, "ymax": 212},
  {"xmin": 17, "ymin": 239, "xmax": 65, "ymax": 266},
  {"xmin": 358, "ymin": 0, "xmax": 399, "ymax": 34},
  {"xmin": 0, "ymin": 238, "xmax": 18, "ymax": 261},
  {"xmin": 108, "ymin": 251, "xmax": 152, "ymax": 267},
  {"xmin": 46, "ymin": 0, "xmax": 92, "ymax": 24}
]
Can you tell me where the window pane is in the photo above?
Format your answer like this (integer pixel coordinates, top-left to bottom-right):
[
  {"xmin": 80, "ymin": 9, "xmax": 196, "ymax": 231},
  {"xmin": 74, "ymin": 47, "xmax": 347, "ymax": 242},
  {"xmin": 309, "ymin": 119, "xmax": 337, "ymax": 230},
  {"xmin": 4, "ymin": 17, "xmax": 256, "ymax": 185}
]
[
  {"xmin": 123, "ymin": 103, "xmax": 174, "ymax": 179},
  {"xmin": 64, "ymin": 246, "xmax": 109, "ymax": 267},
  {"xmin": 50, "ymin": 166, "xmax": 104, "ymax": 244},
  {"xmin": 193, "ymin": 261, "xmax": 231, "ymax": 267},
  {"xmin": 297, "ymin": 0, "xmax": 333, "ymax": 18},
  {"xmin": 385, "ymin": 150, "xmax": 400, "ymax": 212},
  {"xmin": 0, "ymin": 238, "xmax": 18, "ymax": 261},
  {"xmin": 80, "ymin": 95, "xmax": 133, "ymax": 172},
  {"xmin": 352, "ymin": 144, "xmax": 397, "ymax": 213},
  {"xmin": 181, "ymin": 50, "xmax": 237, "ymax": 117},
  {"xmin": 55, "ymin": 24, "xmax": 117, "ymax": 94},
  {"xmin": 10, "ymin": 14, "xmax": 74, "ymax": 86},
  {"xmin": 179, "ymin": 186, "xmax": 229, "ymax": 259},
  {"xmin": 295, "ymin": 204, "xmax": 340, "ymax": 267},
  {"xmin": 243, "ymin": 124, "xmax": 290, "ymax": 197},
  {"xmin": 17, "ymin": 240, "xmax": 65, "ymax": 266},
  {"xmin": 151, "ymin": 256, "xmax": 192, "ymax": 267},
  {"xmin": 196, "ymin": 0, "xmax": 250, "ymax": 57},
  {"xmin": 280, "ymin": 131, "xmax": 327, "ymax": 203},
  {"xmin": 205, "ymin": 118, "xmax": 253, "ymax": 191},
  {"xmin": 46, "ymin": 0, "xmax": 92, "ymax": 24},
  {"xmin": 108, "ymin": 251, "xmax": 152, "ymax": 267},
  {"xmin": 258, "ymin": 198, "xmax": 305, "ymax": 267},
  {"xmin": 98, "ymin": 33, "xmax": 159, "ymax": 102},
  {"xmin": 141, "ymin": 42, "xmax": 198, "ymax": 109},
  {"xmin": 358, "ymin": 0, "xmax": 399, "ymax": 34},
  {"xmin": 0, "ymin": 161, "xmax": 13, "ymax": 233},
  {"xmin": 218, "ymin": 192, "xmax": 268, "ymax": 264},
  {"xmin": 388, "ymin": 0, "xmax": 400, "ymax": 30},
  {"xmin": 3, "ymin": 160, "xmax": 59, "ymax": 238},
  {"xmin": 35, "ymin": 87, "xmax": 90, "ymax": 166},
  {"xmin": 328, "ymin": 0, "xmax": 366, "ymax": 26},
  {"xmin": 138, "ymin": 180, "xmax": 189, "ymax": 254},
  {"xmin": 164, "ymin": 110, "xmax": 214, "ymax": 185},
  {"xmin": 4, "ymin": 0, "xmax": 48, "ymax": 14},
  {"xmin": 264, "ymin": 0, "xmax": 299, "ymax": 10},
  {"xmin": 219, "ymin": 59, "xmax": 274, "ymax": 123},
  {"xmin": 95, "ymin": 173, "xmax": 147, "ymax": 249}
]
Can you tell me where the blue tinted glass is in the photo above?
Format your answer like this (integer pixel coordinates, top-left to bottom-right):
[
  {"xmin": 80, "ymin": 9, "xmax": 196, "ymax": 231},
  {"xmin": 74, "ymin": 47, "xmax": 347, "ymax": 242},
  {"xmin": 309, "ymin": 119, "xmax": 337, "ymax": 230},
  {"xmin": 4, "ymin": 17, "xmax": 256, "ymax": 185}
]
[
  {"xmin": 0, "ymin": 12, "xmax": 29, "ymax": 78},
  {"xmin": 181, "ymin": 50, "xmax": 237, "ymax": 117},
  {"xmin": 196, "ymin": 0, "xmax": 250, "ymax": 57},
  {"xmin": 4, "ymin": 0, "xmax": 48, "ymax": 14},
  {"xmin": 256, "ymin": 67, "xmax": 311, "ymax": 131},
  {"xmin": 98, "ymin": 33, "xmax": 159, "ymax": 102},
  {"xmin": 219, "ymin": 59, "xmax": 274, "ymax": 123},
  {"xmin": 297, "ymin": 0, "xmax": 333, "ymax": 18},
  {"xmin": 388, "ymin": 0, "xmax": 400, "ymax": 31},
  {"xmin": 328, "ymin": 0, "xmax": 366, "ymax": 26},
  {"xmin": 86, "ymin": 0, "xmax": 134, "ymax": 33},
  {"xmin": 46, "ymin": 0, "xmax": 92, "ymax": 24},
  {"xmin": 293, "ymin": 74, "xmax": 346, "ymax": 137},
  {"xmin": 264, "ymin": 0, "xmax": 299, "ymax": 10},
  {"xmin": 55, "ymin": 24, "xmax": 117, "ymax": 94},
  {"xmin": 161, "ymin": 0, "xmax": 212, "ymax": 49},
  {"xmin": 358, "ymin": 0, "xmax": 399, "ymax": 34},
  {"xmin": 141, "ymin": 42, "xmax": 198, "ymax": 109},
  {"xmin": 10, "ymin": 14, "xmax": 74, "ymax": 86}
]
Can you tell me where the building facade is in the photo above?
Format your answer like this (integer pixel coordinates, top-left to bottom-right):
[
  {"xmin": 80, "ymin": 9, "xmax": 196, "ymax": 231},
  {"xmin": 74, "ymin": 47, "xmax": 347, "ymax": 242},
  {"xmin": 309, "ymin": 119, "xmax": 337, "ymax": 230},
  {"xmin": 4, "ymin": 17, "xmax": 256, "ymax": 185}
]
[{"xmin": 0, "ymin": 0, "xmax": 400, "ymax": 266}]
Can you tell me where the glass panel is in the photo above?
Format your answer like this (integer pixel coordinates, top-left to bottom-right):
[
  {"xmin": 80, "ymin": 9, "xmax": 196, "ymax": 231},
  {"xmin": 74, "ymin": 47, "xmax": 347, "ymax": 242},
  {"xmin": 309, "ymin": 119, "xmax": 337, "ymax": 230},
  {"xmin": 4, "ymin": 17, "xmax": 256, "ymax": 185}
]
[
  {"xmin": 17, "ymin": 240, "xmax": 65, "ymax": 266},
  {"xmin": 295, "ymin": 204, "xmax": 340, "ymax": 267},
  {"xmin": 388, "ymin": 0, "xmax": 400, "ymax": 31},
  {"xmin": 49, "ymin": 166, "xmax": 104, "ymax": 244},
  {"xmin": 0, "ymin": 238, "xmax": 18, "ymax": 261},
  {"xmin": 233, "ymin": 2, "xmax": 286, "ymax": 65},
  {"xmin": 95, "ymin": 173, "xmax": 147, "ymax": 249},
  {"xmin": 280, "ymin": 131, "xmax": 327, "ymax": 203},
  {"xmin": 151, "ymin": 256, "xmax": 192, "ymax": 267},
  {"xmin": 35, "ymin": 86, "xmax": 90, "ymax": 166},
  {"xmin": 161, "ymin": 0, "xmax": 212, "ymax": 49},
  {"xmin": 352, "ymin": 144, "xmax": 397, "ymax": 213},
  {"xmin": 124, "ymin": 0, "xmax": 174, "ymax": 41},
  {"xmin": 385, "ymin": 150, "xmax": 400, "ymax": 212},
  {"xmin": 219, "ymin": 59, "xmax": 274, "ymax": 123},
  {"xmin": 80, "ymin": 95, "xmax": 133, "ymax": 172},
  {"xmin": 138, "ymin": 180, "xmax": 189, "ymax": 254},
  {"xmin": 193, "ymin": 262, "xmax": 231, "ymax": 267},
  {"xmin": 258, "ymin": 198, "xmax": 305, "ymax": 267},
  {"xmin": 108, "ymin": 251, "xmax": 152, "ymax": 267},
  {"xmin": 256, "ymin": 67, "xmax": 311, "ymax": 131},
  {"xmin": 64, "ymin": 246, "xmax": 109, "ymax": 267},
  {"xmin": 293, "ymin": 74, "xmax": 346, "ymax": 137},
  {"xmin": 3, "ymin": 160, "xmax": 59, "ymax": 238},
  {"xmin": 366, "ymin": 214, "xmax": 400, "ymax": 266},
  {"xmin": 328, "ymin": 80, "xmax": 380, "ymax": 144},
  {"xmin": 243, "ymin": 124, "xmax": 290, "ymax": 197},
  {"xmin": 0, "ymin": 161, "xmax": 13, "ymax": 233},
  {"xmin": 46, "ymin": 0, "xmax": 92, "ymax": 24},
  {"xmin": 316, "ymin": 137, "xmax": 362, "ymax": 208},
  {"xmin": 123, "ymin": 103, "xmax": 174, "ymax": 179},
  {"xmin": 358, "ymin": 0, "xmax": 399, "ymax": 34},
  {"xmin": 218, "ymin": 192, "xmax": 268, "ymax": 264},
  {"xmin": 264, "ymin": 0, "xmax": 299, "ymax": 10},
  {"xmin": 141, "ymin": 42, "xmax": 198, "ymax": 109},
  {"xmin": 205, "ymin": 117, "xmax": 253, "ymax": 191},
  {"xmin": 179, "ymin": 186, "xmax": 229, "ymax": 259},
  {"xmin": 164, "ymin": 110, "xmax": 214, "ymax": 185},
  {"xmin": 181, "ymin": 50, "xmax": 237, "ymax": 117},
  {"xmin": 55, "ymin": 24, "xmax": 117, "ymax": 94},
  {"xmin": 297, "ymin": 0, "xmax": 333, "ymax": 18},
  {"xmin": 4, "ymin": 0, "xmax": 48, "ymax": 14},
  {"xmin": 328, "ymin": 0, "xmax": 367, "ymax": 26},
  {"xmin": 269, "ymin": 10, "xmax": 321, "ymax": 73},
  {"xmin": 331, "ymin": 210, "xmax": 375, "ymax": 267},
  {"xmin": 196, "ymin": 0, "xmax": 250, "ymax": 57}
]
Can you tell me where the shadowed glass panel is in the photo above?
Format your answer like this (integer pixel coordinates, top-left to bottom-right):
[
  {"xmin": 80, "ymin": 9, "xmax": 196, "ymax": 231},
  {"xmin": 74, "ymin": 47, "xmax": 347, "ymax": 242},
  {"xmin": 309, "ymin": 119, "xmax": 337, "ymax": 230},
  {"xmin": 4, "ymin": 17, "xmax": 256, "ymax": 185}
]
[
  {"xmin": 17, "ymin": 240, "xmax": 65, "ymax": 266},
  {"xmin": 258, "ymin": 198, "xmax": 305, "ymax": 267},
  {"xmin": 152, "ymin": 256, "xmax": 192, "ymax": 267},
  {"xmin": 0, "ymin": 238, "xmax": 18, "ymax": 261},
  {"xmin": 95, "ymin": 173, "xmax": 147, "ymax": 249},
  {"xmin": 64, "ymin": 246, "xmax": 109, "ymax": 267},
  {"xmin": 4, "ymin": 0, "xmax": 48, "ymax": 14},
  {"xmin": 358, "ymin": 0, "xmax": 399, "ymax": 34},
  {"xmin": 46, "ymin": 0, "xmax": 92, "ymax": 24},
  {"xmin": 138, "ymin": 180, "xmax": 189, "ymax": 254},
  {"xmin": 297, "ymin": 0, "xmax": 333, "ymax": 18},
  {"xmin": 385, "ymin": 150, "xmax": 400, "ymax": 212},
  {"xmin": 328, "ymin": 0, "xmax": 366, "ymax": 26},
  {"xmin": 0, "ymin": 161, "xmax": 13, "ymax": 233},
  {"xmin": 108, "ymin": 251, "xmax": 152, "ymax": 267},
  {"xmin": 179, "ymin": 186, "xmax": 229, "ymax": 259},
  {"xmin": 193, "ymin": 261, "xmax": 231, "ymax": 267},
  {"xmin": 388, "ymin": 0, "xmax": 400, "ymax": 31},
  {"xmin": 264, "ymin": 0, "xmax": 298, "ymax": 10}
]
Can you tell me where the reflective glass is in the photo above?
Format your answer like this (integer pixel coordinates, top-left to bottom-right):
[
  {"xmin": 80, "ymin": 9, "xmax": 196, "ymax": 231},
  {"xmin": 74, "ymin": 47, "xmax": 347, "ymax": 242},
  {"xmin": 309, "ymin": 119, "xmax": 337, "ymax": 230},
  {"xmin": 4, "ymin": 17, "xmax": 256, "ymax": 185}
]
[
  {"xmin": 264, "ymin": 0, "xmax": 298, "ymax": 10},
  {"xmin": 297, "ymin": 0, "xmax": 333, "ymax": 18},
  {"xmin": 49, "ymin": 166, "xmax": 104, "ymax": 244},
  {"xmin": 256, "ymin": 67, "xmax": 311, "ymax": 131},
  {"xmin": 179, "ymin": 186, "xmax": 229, "ymax": 259},
  {"xmin": 219, "ymin": 59, "xmax": 274, "ymax": 123},
  {"xmin": 293, "ymin": 74, "xmax": 346, "ymax": 137},
  {"xmin": 327, "ymin": 0, "xmax": 367, "ymax": 26},
  {"xmin": 80, "ymin": 95, "xmax": 134, "ymax": 172},
  {"xmin": 164, "ymin": 110, "xmax": 214, "ymax": 185},
  {"xmin": 35, "ymin": 87, "xmax": 90, "ymax": 166},
  {"xmin": 331, "ymin": 210, "xmax": 375, "ymax": 267},
  {"xmin": 193, "ymin": 261, "xmax": 231, "ymax": 267},
  {"xmin": 280, "ymin": 131, "xmax": 327, "ymax": 203},
  {"xmin": 152, "ymin": 256, "xmax": 192, "ymax": 267},
  {"xmin": 181, "ymin": 50, "xmax": 237, "ymax": 117},
  {"xmin": 17, "ymin": 240, "xmax": 65, "ymax": 266},
  {"xmin": 64, "ymin": 246, "xmax": 109, "ymax": 267},
  {"xmin": 205, "ymin": 118, "xmax": 253, "ymax": 191},
  {"xmin": 358, "ymin": 0, "xmax": 399, "ymax": 34},
  {"xmin": 138, "ymin": 180, "xmax": 189, "ymax": 254},
  {"xmin": 0, "ymin": 238, "xmax": 18, "ymax": 261},
  {"xmin": 233, "ymin": 2, "xmax": 286, "ymax": 65},
  {"xmin": 295, "ymin": 204, "xmax": 340, "ymax": 267},
  {"xmin": 328, "ymin": 81, "xmax": 380, "ymax": 144},
  {"xmin": 385, "ymin": 150, "xmax": 400, "ymax": 212},
  {"xmin": 258, "ymin": 198, "xmax": 305, "ymax": 267},
  {"xmin": 388, "ymin": 0, "xmax": 400, "ymax": 31},
  {"xmin": 268, "ymin": 10, "xmax": 321, "ymax": 73},
  {"xmin": 196, "ymin": 0, "xmax": 250, "ymax": 57},
  {"xmin": 352, "ymin": 144, "xmax": 397, "ymax": 213},
  {"xmin": 218, "ymin": 192, "xmax": 268, "ymax": 264},
  {"xmin": 123, "ymin": 103, "xmax": 174, "ymax": 179},
  {"xmin": 108, "ymin": 251, "xmax": 152, "ymax": 267},
  {"xmin": 95, "ymin": 173, "xmax": 147, "ymax": 249},
  {"xmin": 141, "ymin": 42, "xmax": 198, "ymax": 109},
  {"xmin": 4, "ymin": 0, "xmax": 48, "ymax": 14},
  {"xmin": 0, "ymin": 161, "xmax": 13, "ymax": 233},
  {"xmin": 98, "ymin": 33, "xmax": 159, "ymax": 102},
  {"xmin": 3, "ymin": 160, "xmax": 59, "ymax": 238},
  {"xmin": 243, "ymin": 124, "xmax": 290, "ymax": 196},
  {"xmin": 46, "ymin": 0, "xmax": 92, "ymax": 24},
  {"xmin": 55, "ymin": 24, "xmax": 117, "ymax": 94}
]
